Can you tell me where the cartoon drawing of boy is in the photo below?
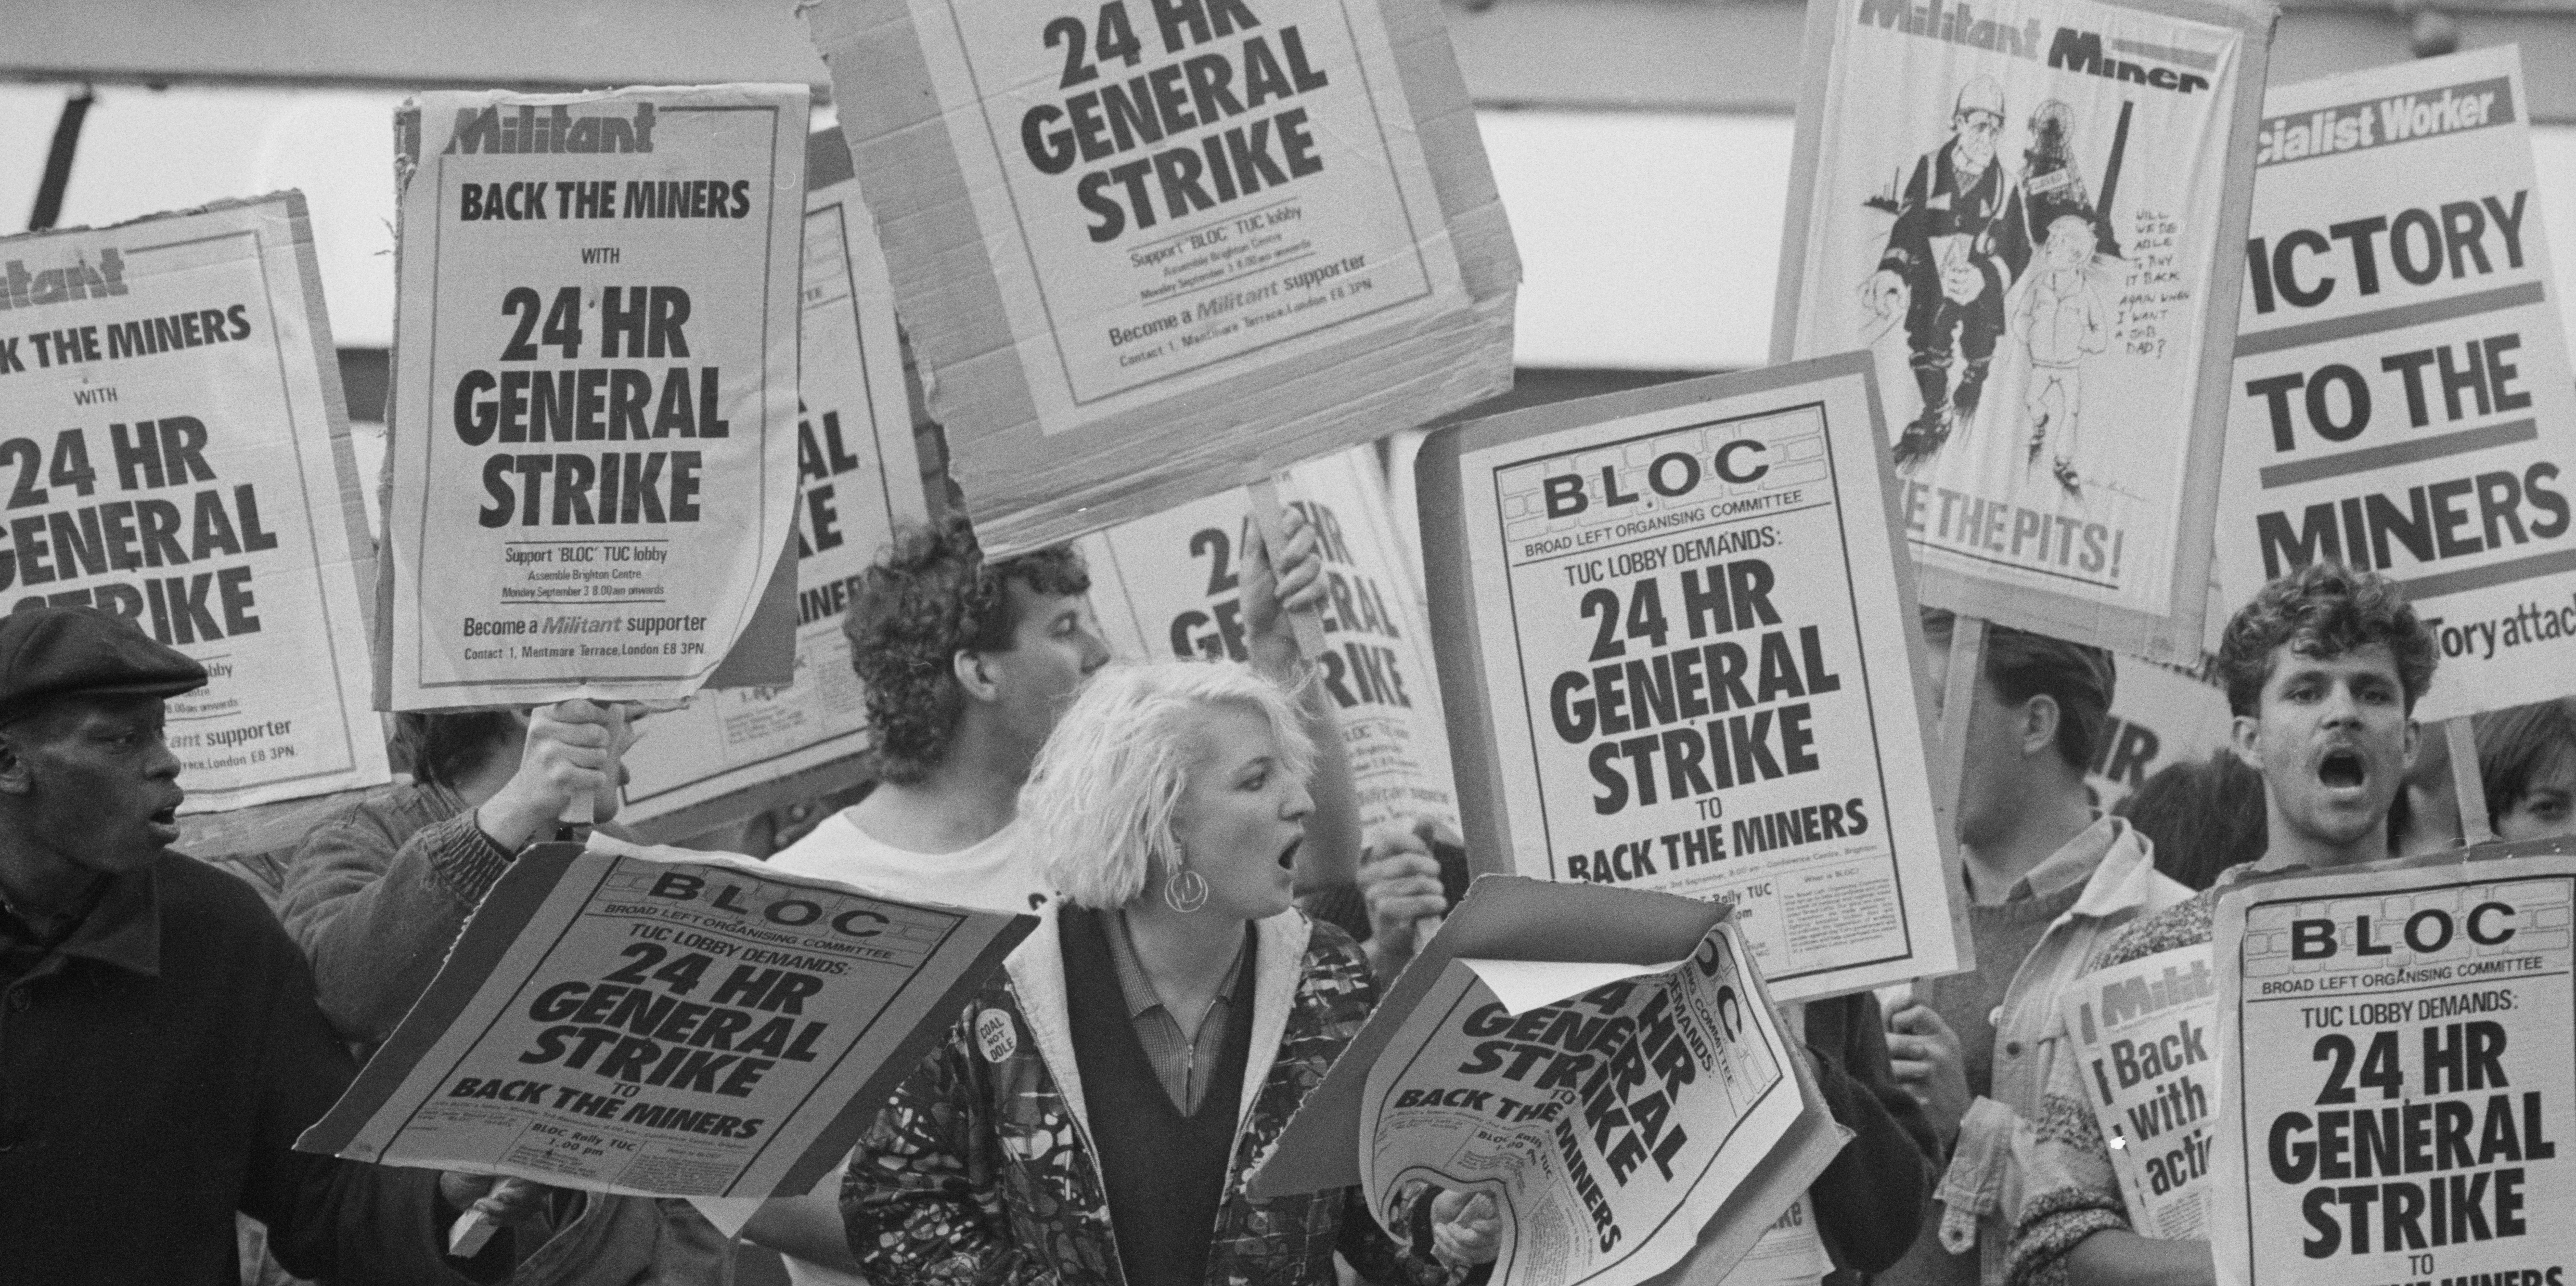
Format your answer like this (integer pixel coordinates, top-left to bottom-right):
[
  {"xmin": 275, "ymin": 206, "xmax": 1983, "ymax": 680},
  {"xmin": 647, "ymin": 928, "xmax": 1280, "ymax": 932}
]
[{"xmin": 2013, "ymin": 210, "xmax": 2111, "ymax": 494}]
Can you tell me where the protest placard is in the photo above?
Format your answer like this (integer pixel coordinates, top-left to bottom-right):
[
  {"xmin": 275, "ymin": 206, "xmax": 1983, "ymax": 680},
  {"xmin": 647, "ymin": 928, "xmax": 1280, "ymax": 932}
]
[
  {"xmin": 803, "ymin": 0, "xmax": 1518, "ymax": 554},
  {"xmin": 2213, "ymin": 49, "xmax": 2576, "ymax": 721},
  {"xmin": 1081, "ymin": 446, "xmax": 1460, "ymax": 832},
  {"xmin": 2096, "ymin": 651, "xmax": 2234, "ymax": 807},
  {"xmin": 2059, "ymin": 944, "xmax": 2221, "ymax": 1237},
  {"xmin": 1359, "ymin": 917, "xmax": 1823, "ymax": 1286},
  {"xmin": 1774, "ymin": 0, "xmax": 2272, "ymax": 660},
  {"xmin": 297, "ymin": 835, "xmax": 1034, "ymax": 1199},
  {"xmin": 616, "ymin": 138, "xmax": 929, "ymax": 837},
  {"xmin": 1414, "ymin": 354, "xmax": 1967, "ymax": 1001},
  {"xmin": 379, "ymin": 85, "xmax": 807, "ymax": 710},
  {"xmin": 1254, "ymin": 875, "xmax": 1846, "ymax": 1286},
  {"xmin": 2211, "ymin": 852, "xmax": 2576, "ymax": 1286},
  {"xmin": 0, "ymin": 194, "xmax": 390, "ymax": 811}
]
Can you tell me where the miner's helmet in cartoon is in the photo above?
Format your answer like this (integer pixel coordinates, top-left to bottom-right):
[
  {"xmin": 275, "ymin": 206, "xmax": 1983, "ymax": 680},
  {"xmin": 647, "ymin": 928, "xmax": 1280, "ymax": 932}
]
[{"xmin": 1953, "ymin": 76, "xmax": 2007, "ymax": 168}]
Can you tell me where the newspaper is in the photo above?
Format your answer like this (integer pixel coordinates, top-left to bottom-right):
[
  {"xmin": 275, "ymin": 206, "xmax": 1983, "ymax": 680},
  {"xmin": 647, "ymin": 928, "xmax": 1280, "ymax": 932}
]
[
  {"xmin": 1360, "ymin": 918, "xmax": 1814, "ymax": 1286},
  {"xmin": 1774, "ymin": 0, "xmax": 2272, "ymax": 658},
  {"xmin": 2058, "ymin": 944, "xmax": 2219, "ymax": 1238},
  {"xmin": 2212, "ymin": 49, "xmax": 2576, "ymax": 718},
  {"xmin": 0, "ymin": 195, "xmax": 391, "ymax": 810},
  {"xmin": 380, "ymin": 84, "xmax": 807, "ymax": 709},
  {"xmin": 1418, "ymin": 355, "xmax": 1967, "ymax": 1001},
  {"xmin": 2211, "ymin": 853, "xmax": 2576, "ymax": 1286},
  {"xmin": 298, "ymin": 836, "xmax": 1033, "ymax": 1199}
]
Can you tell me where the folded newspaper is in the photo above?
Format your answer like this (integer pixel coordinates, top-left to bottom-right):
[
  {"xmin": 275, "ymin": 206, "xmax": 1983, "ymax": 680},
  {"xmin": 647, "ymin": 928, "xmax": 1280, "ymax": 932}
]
[{"xmin": 296, "ymin": 835, "xmax": 1035, "ymax": 1200}]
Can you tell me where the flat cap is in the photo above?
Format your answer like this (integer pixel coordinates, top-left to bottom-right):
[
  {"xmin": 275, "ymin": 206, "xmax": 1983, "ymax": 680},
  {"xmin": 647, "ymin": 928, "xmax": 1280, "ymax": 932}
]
[{"xmin": 0, "ymin": 606, "xmax": 207, "ymax": 726}]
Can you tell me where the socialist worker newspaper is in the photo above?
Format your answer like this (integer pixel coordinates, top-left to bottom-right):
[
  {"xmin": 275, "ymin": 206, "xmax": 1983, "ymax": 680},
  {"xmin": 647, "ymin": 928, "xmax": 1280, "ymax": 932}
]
[
  {"xmin": 2214, "ymin": 49, "xmax": 2576, "ymax": 720},
  {"xmin": 381, "ymin": 85, "xmax": 806, "ymax": 709},
  {"xmin": 0, "ymin": 195, "xmax": 390, "ymax": 810},
  {"xmin": 1775, "ymin": 0, "xmax": 2269, "ymax": 659},
  {"xmin": 2212, "ymin": 854, "xmax": 2576, "ymax": 1286},
  {"xmin": 1082, "ymin": 447, "xmax": 1463, "ymax": 832},
  {"xmin": 617, "ymin": 152, "xmax": 928, "ymax": 832},
  {"xmin": 1360, "ymin": 918, "xmax": 1815, "ymax": 1286},
  {"xmin": 299, "ymin": 837, "xmax": 1033, "ymax": 1199},
  {"xmin": 1418, "ymin": 355, "xmax": 1966, "ymax": 1002},
  {"xmin": 2059, "ymin": 945, "xmax": 2221, "ymax": 1237}
]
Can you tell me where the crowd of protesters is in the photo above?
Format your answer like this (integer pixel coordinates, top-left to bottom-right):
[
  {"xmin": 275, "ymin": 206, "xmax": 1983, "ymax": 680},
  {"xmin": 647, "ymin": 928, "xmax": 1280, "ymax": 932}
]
[{"xmin": 6, "ymin": 453, "xmax": 2571, "ymax": 1286}]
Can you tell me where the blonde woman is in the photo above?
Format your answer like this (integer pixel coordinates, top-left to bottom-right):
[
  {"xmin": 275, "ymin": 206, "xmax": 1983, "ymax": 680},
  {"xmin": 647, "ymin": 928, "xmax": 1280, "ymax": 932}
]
[{"xmin": 843, "ymin": 660, "xmax": 1498, "ymax": 1286}]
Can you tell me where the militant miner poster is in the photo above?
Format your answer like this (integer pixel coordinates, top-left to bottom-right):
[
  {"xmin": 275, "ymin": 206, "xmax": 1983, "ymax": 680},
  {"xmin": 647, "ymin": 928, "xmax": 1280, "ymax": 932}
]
[
  {"xmin": 1416, "ymin": 354, "xmax": 1966, "ymax": 1002},
  {"xmin": 2214, "ymin": 49, "xmax": 2576, "ymax": 721},
  {"xmin": 380, "ymin": 85, "xmax": 806, "ymax": 710},
  {"xmin": 0, "ymin": 194, "xmax": 391, "ymax": 810},
  {"xmin": 1775, "ymin": 0, "xmax": 2271, "ymax": 659}
]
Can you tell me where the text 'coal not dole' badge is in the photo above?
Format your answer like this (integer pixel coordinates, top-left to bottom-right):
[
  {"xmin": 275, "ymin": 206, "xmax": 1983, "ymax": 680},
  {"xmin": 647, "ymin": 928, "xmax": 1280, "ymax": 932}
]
[{"xmin": 381, "ymin": 85, "xmax": 805, "ymax": 710}]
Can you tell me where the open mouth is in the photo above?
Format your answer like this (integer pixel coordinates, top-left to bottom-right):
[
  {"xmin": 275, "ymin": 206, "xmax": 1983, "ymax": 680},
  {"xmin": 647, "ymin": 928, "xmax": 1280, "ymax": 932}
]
[
  {"xmin": 1277, "ymin": 838, "xmax": 1302, "ymax": 871},
  {"xmin": 2318, "ymin": 749, "xmax": 2367, "ymax": 790}
]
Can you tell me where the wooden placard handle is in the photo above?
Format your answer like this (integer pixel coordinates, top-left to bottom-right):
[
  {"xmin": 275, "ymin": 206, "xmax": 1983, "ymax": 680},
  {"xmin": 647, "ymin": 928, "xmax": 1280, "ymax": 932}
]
[{"xmin": 2447, "ymin": 716, "xmax": 2492, "ymax": 845}]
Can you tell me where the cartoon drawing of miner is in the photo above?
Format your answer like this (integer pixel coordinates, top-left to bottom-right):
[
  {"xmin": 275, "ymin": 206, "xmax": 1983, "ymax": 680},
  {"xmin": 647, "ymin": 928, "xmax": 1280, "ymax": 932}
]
[
  {"xmin": 1861, "ymin": 76, "xmax": 2031, "ymax": 467},
  {"xmin": 2013, "ymin": 208, "xmax": 2111, "ymax": 494}
]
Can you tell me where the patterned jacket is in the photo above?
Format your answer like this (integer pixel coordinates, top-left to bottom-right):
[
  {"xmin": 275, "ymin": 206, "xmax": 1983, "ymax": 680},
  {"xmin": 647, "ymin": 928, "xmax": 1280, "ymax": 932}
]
[
  {"xmin": 2004, "ymin": 868, "xmax": 2245, "ymax": 1286},
  {"xmin": 842, "ymin": 905, "xmax": 1470, "ymax": 1286}
]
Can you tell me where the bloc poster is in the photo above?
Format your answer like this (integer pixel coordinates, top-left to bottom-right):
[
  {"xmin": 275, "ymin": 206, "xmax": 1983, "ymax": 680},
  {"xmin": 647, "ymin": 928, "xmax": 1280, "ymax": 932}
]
[{"xmin": 1416, "ymin": 354, "xmax": 1968, "ymax": 1002}]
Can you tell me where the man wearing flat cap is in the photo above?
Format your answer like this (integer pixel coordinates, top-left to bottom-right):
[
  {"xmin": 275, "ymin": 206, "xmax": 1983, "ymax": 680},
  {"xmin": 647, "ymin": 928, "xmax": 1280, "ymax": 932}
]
[
  {"xmin": 0, "ymin": 607, "xmax": 523, "ymax": 1284},
  {"xmin": 1875, "ymin": 613, "xmax": 2190, "ymax": 1286}
]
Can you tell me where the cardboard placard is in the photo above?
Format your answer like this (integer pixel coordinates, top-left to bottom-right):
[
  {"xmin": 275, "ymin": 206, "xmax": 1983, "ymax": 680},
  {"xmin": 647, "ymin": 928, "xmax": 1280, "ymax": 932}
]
[
  {"xmin": 1080, "ymin": 446, "xmax": 1461, "ymax": 832},
  {"xmin": 803, "ymin": 0, "xmax": 1518, "ymax": 555},
  {"xmin": 379, "ymin": 85, "xmax": 807, "ymax": 710},
  {"xmin": 2058, "ymin": 944, "xmax": 2220, "ymax": 1237},
  {"xmin": 297, "ymin": 836, "xmax": 1034, "ymax": 1200},
  {"xmin": 2214, "ymin": 49, "xmax": 2576, "ymax": 721},
  {"xmin": 2211, "ymin": 850, "xmax": 2576, "ymax": 1286},
  {"xmin": 1774, "ymin": 0, "xmax": 2274, "ymax": 660},
  {"xmin": 1414, "ymin": 353, "xmax": 1968, "ymax": 1002},
  {"xmin": 0, "ymin": 194, "xmax": 392, "ymax": 811},
  {"xmin": 617, "ymin": 135, "xmax": 930, "ymax": 835}
]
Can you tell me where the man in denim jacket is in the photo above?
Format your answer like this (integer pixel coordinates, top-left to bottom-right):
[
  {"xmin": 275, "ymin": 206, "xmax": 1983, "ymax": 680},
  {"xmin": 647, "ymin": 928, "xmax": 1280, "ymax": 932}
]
[{"xmin": 1878, "ymin": 612, "xmax": 2189, "ymax": 1286}]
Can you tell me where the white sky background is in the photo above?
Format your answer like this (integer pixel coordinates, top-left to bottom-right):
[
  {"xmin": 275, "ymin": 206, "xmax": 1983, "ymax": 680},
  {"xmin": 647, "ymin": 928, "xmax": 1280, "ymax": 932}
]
[{"xmin": 0, "ymin": 85, "xmax": 2571, "ymax": 369}]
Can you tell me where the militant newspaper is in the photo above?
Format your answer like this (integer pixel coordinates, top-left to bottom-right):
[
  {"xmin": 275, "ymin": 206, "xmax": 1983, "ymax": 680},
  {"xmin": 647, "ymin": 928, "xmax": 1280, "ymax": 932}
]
[
  {"xmin": 2214, "ymin": 49, "xmax": 2576, "ymax": 720},
  {"xmin": 1775, "ymin": 0, "xmax": 2271, "ymax": 658},
  {"xmin": 2212, "ymin": 853, "xmax": 2576, "ymax": 1286},
  {"xmin": 1417, "ymin": 354, "xmax": 1966, "ymax": 1001},
  {"xmin": 617, "ymin": 143, "xmax": 929, "ymax": 833},
  {"xmin": 1081, "ymin": 447, "xmax": 1461, "ymax": 832},
  {"xmin": 381, "ymin": 85, "xmax": 806, "ymax": 709},
  {"xmin": 298, "ymin": 837, "xmax": 1033, "ymax": 1199},
  {"xmin": 2059, "ymin": 944, "xmax": 2221, "ymax": 1238},
  {"xmin": 0, "ymin": 195, "xmax": 391, "ymax": 810},
  {"xmin": 1361, "ymin": 919, "xmax": 1816, "ymax": 1286}
]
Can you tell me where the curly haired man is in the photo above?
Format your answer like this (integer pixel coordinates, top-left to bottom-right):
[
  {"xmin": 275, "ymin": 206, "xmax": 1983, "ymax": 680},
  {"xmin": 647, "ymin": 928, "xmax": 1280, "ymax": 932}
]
[{"xmin": 2004, "ymin": 561, "xmax": 2439, "ymax": 1286}]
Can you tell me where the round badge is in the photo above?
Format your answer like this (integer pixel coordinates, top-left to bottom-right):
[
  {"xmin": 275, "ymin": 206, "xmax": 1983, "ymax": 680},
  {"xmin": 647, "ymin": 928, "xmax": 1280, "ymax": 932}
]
[{"xmin": 975, "ymin": 1008, "xmax": 1018, "ymax": 1064}]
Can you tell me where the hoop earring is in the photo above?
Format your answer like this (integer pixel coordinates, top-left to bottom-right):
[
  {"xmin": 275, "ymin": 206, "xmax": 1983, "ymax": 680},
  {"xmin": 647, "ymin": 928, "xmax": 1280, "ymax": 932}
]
[{"xmin": 1164, "ymin": 867, "xmax": 1210, "ymax": 914}]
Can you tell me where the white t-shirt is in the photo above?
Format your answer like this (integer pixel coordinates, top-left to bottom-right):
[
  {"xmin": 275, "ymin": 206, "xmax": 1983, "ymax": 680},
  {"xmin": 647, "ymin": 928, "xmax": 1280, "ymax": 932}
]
[
  {"xmin": 751, "ymin": 811, "xmax": 1048, "ymax": 1286},
  {"xmin": 768, "ymin": 811, "xmax": 1051, "ymax": 914}
]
